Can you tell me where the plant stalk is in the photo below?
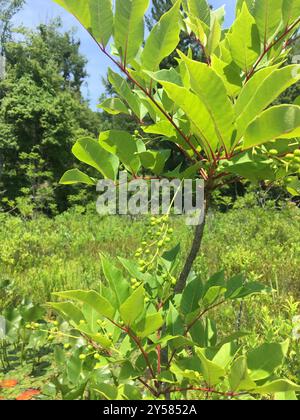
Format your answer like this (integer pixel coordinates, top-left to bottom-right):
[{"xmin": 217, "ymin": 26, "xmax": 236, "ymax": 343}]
[{"xmin": 175, "ymin": 196, "xmax": 210, "ymax": 294}]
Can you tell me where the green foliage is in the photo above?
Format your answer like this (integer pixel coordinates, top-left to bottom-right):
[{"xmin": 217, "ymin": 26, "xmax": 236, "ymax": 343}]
[
  {"xmin": 43, "ymin": 233, "xmax": 299, "ymax": 400},
  {"xmin": 55, "ymin": 0, "xmax": 300, "ymax": 198},
  {"xmin": 1, "ymin": 208, "xmax": 300, "ymax": 399},
  {"xmin": 0, "ymin": 0, "xmax": 25, "ymax": 49}
]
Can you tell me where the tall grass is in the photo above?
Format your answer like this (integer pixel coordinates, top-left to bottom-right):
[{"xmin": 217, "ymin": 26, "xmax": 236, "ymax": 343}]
[{"xmin": 0, "ymin": 203, "xmax": 299, "ymax": 306}]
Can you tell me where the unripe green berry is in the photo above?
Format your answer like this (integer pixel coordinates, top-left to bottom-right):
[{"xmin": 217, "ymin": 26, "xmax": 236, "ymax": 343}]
[
  {"xmin": 158, "ymin": 241, "xmax": 164, "ymax": 248},
  {"xmin": 79, "ymin": 354, "xmax": 86, "ymax": 360},
  {"xmin": 269, "ymin": 149, "xmax": 278, "ymax": 156},
  {"xmin": 144, "ymin": 297, "xmax": 150, "ymax": 304},
  {"xmin": 293, "ymin": 157, "xmax": 300, "ymax": 164},
  {"xmin": 64, "ymin": 343, "xmax": 71, "ymax": 350},
  {"xmin": 168, "ymin": 228, "xmax": 174, "ymax": 234},
  {"xmin": 94, "ymin": 353, "xmax": 101, "ymax": 360},
  {"xmin": 171, "ymin": 277, "xmax": 177, "ymax": 286},
  {"xmin": 294, "ymin": 149, "xmax": 300, "ymax": 157},
  {"xmin": 286, "ymin": 154, "xmax": 294, "ymax": 161},
  {"xmin": 165, "ymin": 237, "xmax": 171, "ymax": 243}
]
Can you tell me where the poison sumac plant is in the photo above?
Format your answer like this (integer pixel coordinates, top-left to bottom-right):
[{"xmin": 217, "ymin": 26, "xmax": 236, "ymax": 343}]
[{"xmin": 49, "ymin": 0, "xmax": 300, "ymax": 400}]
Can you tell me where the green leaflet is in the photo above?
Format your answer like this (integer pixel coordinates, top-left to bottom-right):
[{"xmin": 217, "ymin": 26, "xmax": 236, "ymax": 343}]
[
  {"xmin": 180, "ymin": 277, "xmax": 203, "ymax": 315},
  {"xmin": 99, "ymin": 130, "xmax": 145, "ymax": 174},
  {"xmin": 247, "ymin": 340, "xmax": 290, "ymax": 381},
  {"xmin": 119, "ymin": 286, "xmax": 145, "ymax": 326},
  {"xmin": 90, "ymin": 0, "xmax": 113, "ymax": 47},
  {"xmin": 235, "ymin": 0, "xmax": 256, "ymax": 16},
  {"xmin": 49, "ymin": 302, "xmax": 84, "ymax": 325},
  {"xmin": 196, "ymin": 348, "xmax": 226, "ymax": 387},
  {"xmin": 211, "ymin": 54, "xmax": 243, "ymax": 97},
  {"xmin": 114, "ymin": 0, "xmax": 149, "ymax": 64},
  {"xmin": 99, "ymin": 98, "xmax": 130, "ymax": 115},
  {"xmin": 141, "ymin": 0, "xmax": 181, "ymax": 72},
  {"xmin": 72, "ymin": 137, "xmax": 119, "ymax": 180},
  {"xmin": 229, "ymin": 356, "xmax": 256, "ymax": 392},
  {"xmin": 166, "ymin": 302, "xmax": 185, "ymax": 336},
  {"xmin": 158, "ymin": 81, "xmax": 220, "ymax": 152},
  {"xmin": 186, "ymin": 0, "xmax": 211, "ymax": 26},
  {"xmin": 59, "ymin": 169, "xmax": 96, "ymax": 186},
  {"xmin": 143, "ymin": 121, "xmax": 177, "ymax": 138},
  {"xmin": 108, "ymin": 69, "xmax": 142, "ymax": 119},
  {"xmin": 225, "ymin": 151, "xmax": 276, "ymax": 182},
  {"xmin": 234, "ymin": 64, "xmax": 300, "ymax": 138},
  {"xmin": 54, "ymin": 0, "xmax": 113, "ymax": 47},
  {"xmin": 53, "ymin": 0, "xmax": 90, "ymax": 28},
  {"xmin": 206, "ymin": 15, "xmax": 221, "ymax": 57},
  {"xmin": 243, "ymin": 105, "xmax": 300, "ymax": 148},
  {"xmin": 255, "ymin": 380, "xmax": 300, "ymax": 395},
  {"xmin": 282, "ymin": 0, "xmax": 300, "ymax": 27},
  {"xmin": 138, "ymin": 150, "xmax": 171, "ymax": 175},
  {"xmin": 53, "ymin": 290, "xmax": 116, "ymax": 319},
  {"xmin": 179, "ymin": 53, "xmax": 235, "ymax": 150},
  {"xmin": 226, "ymin": 3, "xmax": 260, "ymax": 73},
  {"xmin": 100, "ymin": 255, "xmax": 130, "ymax": 309},
  {"xmin": 253, "ymin": 0, "xmax": 283, "ymax": 45},
  {"xmin": 135, "ymin": 313, "xmax": 164, "ymax": 338}
]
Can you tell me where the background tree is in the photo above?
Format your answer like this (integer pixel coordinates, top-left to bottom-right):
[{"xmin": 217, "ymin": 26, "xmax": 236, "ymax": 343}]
[
  {"xmin": 0, "ymin": 0, "xmax": 25, "ymax": 53},
  {"xmin": 0, "ymin": 21, "xmax": 102, "ymax": 215}
]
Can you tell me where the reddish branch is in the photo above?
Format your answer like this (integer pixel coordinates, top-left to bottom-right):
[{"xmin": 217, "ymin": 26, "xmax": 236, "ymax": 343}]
[
  {"xmin": 245, "ymin": 17, "xmax": 300, "ymax": 82},
  {"xmin": 97, "ymin": 45, "xmax": 205, "ymax": 164},
  {"xmin": 127, "ymin": 328, "xmax": 156, "ymax": 380},
  {"xmin": 107, "ymin": 318, "xmax": 156, "ymax": 381},
  {"xmin": 185, "ymin": 299, "xmax": 226, "ymax": 335}
]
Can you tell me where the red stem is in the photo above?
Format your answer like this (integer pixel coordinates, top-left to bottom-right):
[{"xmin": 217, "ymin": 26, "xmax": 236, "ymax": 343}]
[
  {"xmin": 98, "ymin": 46, "xmax": 205, "ymax": 163},
  {"xmin": 245, "ymin": 17, "xmax": 300, "ymax": 82},
  {"xmin": 127, "ymin": 328, "xmax": 156, "ymax": 380}
]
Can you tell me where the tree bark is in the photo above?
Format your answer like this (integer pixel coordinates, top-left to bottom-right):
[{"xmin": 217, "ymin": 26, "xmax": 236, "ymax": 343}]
[{"xmin": 175, "ymin": 197, "xmax": 210, "ymax": 294}]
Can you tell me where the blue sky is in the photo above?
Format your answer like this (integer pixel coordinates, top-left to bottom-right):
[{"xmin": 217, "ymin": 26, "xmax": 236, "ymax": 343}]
[{"xmin": 13, "ymin": 0, "xmax": 237, "ymax": 110}]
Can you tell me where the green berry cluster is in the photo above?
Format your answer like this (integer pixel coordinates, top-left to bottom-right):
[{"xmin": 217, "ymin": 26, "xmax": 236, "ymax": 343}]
[
  {"xmin": 25, "ymin": 322, "xmax": 40, "ymax": 330},
  {"xmin": 133, "ymin": 215, "xmax": 174, "ymax": 275},
  {"xmin": 285, "ymin": 149, "xmax": 300, "ymax": 175}
]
